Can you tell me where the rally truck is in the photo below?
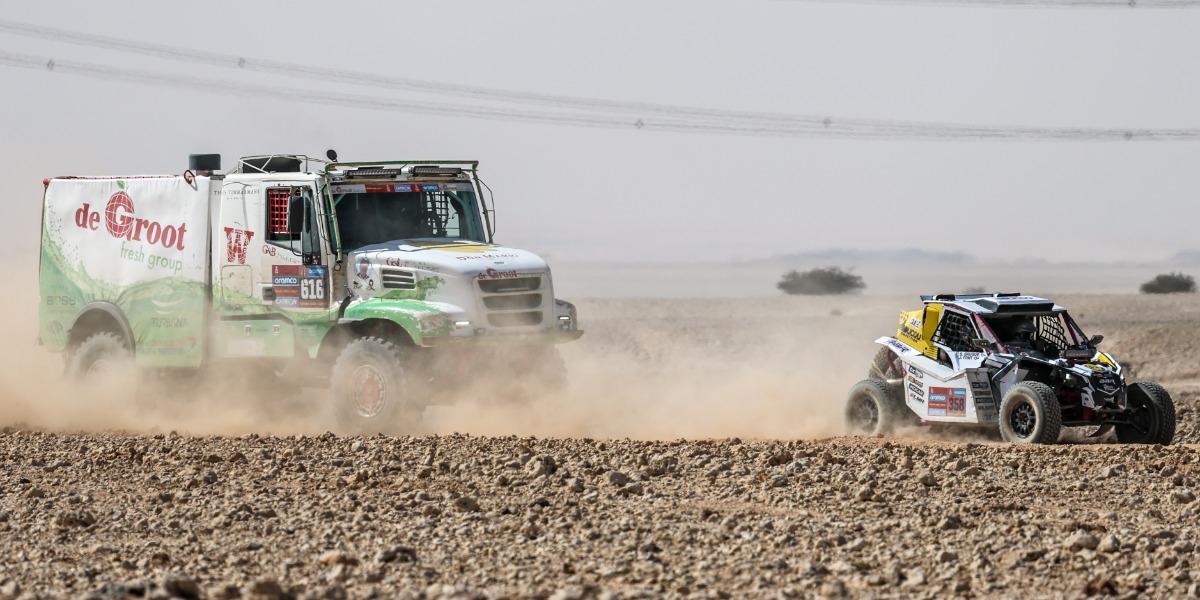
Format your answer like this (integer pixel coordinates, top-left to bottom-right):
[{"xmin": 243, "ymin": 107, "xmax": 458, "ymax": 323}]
[
  {"xmin": 39, "ymin": 152, "xmax": 582, "ymax": 432},
  {"xmin": 844, "ymin": 293, "xmax": 1174, "ymax": 444}
]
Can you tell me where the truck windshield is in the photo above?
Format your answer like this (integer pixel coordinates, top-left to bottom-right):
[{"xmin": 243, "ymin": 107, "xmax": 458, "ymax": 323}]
[{"xmin": 332, "ymin": 185, "xmax": 485, "ymax": 250}]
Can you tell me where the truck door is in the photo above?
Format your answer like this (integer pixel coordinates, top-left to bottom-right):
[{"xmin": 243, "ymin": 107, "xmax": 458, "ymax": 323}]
[{"xmin": 215, "ymin": 181, "xmax": 335, "ymax": 359}]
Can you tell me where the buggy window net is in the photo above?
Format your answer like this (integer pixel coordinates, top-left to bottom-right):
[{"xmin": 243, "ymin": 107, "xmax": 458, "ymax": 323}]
[
  {"xmin": 1032, "ymin": 315, "xmax": 1070, "ymax": 351},
  {"xmin": 984, "ymin": 313, "xmax": 1073, "ymax": 355},
  {"xmin": 932, "ymin": 311, "xmax": 978, "ymax": 352}
]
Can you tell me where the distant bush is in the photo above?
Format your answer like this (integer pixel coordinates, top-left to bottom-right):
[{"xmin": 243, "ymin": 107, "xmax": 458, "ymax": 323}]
[
  {"xmin": 777, "ymin": 266, "xmax": 865, "ymax": 296},
  {"xmin": 1140, "ymin": 272, "xmax": 1196, "ymax": 294},
  {"xmin": 961, "ymin": 286, "xmax": 987, "ymax": 295}
]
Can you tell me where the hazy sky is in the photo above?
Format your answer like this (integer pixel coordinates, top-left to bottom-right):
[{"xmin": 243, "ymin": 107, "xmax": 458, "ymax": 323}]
[{"xmin": 2, "ymin": 1, "xmax": 1198, "ymax": 264}]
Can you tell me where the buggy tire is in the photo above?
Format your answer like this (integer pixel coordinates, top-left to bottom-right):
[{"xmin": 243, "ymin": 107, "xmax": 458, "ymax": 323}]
[
  {"xmin": 998, "ymin": 382, "xmax": 1062, "ymax": 444},
  {"xmin": 844, "ymin": 379, "xmax": 906, "ymax": 436},
  {"xmin": 1116, "ymin": 381, "xmax": 1175, "ymax": 445},
  {"xmin": 868, "ymin": 347, "xmax": 903, "ymax": 381},
  {"xmin": 331, "ymin": 337, "xmax": 420, "ymax": 435}
]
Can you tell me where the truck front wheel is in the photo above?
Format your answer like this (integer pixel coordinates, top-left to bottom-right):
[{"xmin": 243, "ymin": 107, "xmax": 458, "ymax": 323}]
[{"xmin": 331, "ymin": 337, "xmax": 419, "ymax": 434}]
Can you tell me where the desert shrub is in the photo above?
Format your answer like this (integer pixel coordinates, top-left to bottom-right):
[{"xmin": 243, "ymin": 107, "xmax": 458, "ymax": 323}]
[
  {"xmin": 961, "ymin": 286, "xmax": 986, "ymax": 295},
  {"xmin": 777, "ymin": 266, "xmax": 865, "ymax": 296},
  {"xmin": 1140, "ymin": 272, "xmax": 1196, "ymax": 294}
]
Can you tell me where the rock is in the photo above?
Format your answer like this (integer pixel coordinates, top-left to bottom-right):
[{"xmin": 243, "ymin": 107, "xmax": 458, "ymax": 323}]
[
  {"xmin": 566, "ymin": 478, "xmax": 584, "ymax": 493},
  {"xmin": 1099, "ymin": 534, "xmax": 1121, "ymax": 553},
  {"xmin": 1171, "ymin": 490, "xmax": 1196, "ymax": 504},
  {"xmin": 318, "ymin": 550, "xmax": 357, "ymax": 566},
  {"xmin": 902, "ymin": 568, "xmax": 927, "ymax": 587},
  {"xmin": 163, "ymin": 574, "xmax": 201, "ymax": 600},
  {"xmin": 525, "ymin": 455, "xmax": 556, "ymax": 477},
  {"xmin": 918, "ymin": 471, "xmax": 938, "ymax": 487},
  {"xmin": 945, "ymin": 459, "xmax": 968, "ymax": 471},
  {"xmin": 454, "ymin": 496, "xmax": 480, "ymax": 512},
  {"xmin": 616, "ymin": 483, "xmax": 644, "ymax": 496},
  {"xmin": 0, "ymin": 580, "xmax": 20, "ymax": 598},
  {"xmin": 606, "ymin": 471, "xmax": 630, "ymax": 487},
  {"xmin": 1064, "ymin": 531, "xmax": 1101, "ymax": 552},
  {"xmin": 375, "ymin": 546, "xmax": 417, "ymax": 563},
  {"xmin": 936, "ymin": 550, "xmax": 957, "ymax": 563},
  {"xmin": 937, "ymin": 514, "xmax": 962, "ymax": 531},
  {"xmin": 248, "ymin": 580, "xmax": 288, "ymax": 599},
  {"xmin": 54, "ymin": 510, "xmax": 97, "ymax": 528},
  {"xmin": 854, "ymin": 485, "xmax": 873, "ymax": 501}
]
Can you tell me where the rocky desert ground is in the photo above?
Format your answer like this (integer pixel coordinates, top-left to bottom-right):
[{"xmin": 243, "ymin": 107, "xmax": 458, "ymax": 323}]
[{"xmin": 2, "ymin": 293, "xmax": 1200, "ymax": 599}]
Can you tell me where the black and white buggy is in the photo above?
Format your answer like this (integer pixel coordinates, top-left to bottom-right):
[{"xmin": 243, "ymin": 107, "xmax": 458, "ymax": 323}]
[{"xmin": 845, "ymin": 293, "xmax": 1175, "ymax": 444}]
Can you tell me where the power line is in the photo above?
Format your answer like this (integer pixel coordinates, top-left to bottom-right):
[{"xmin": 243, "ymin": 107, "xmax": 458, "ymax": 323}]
[
  {"xmin": 5, "ymin": 51, "xmax": 1199, "ymax": 142},
  {"xmin": 773, "ymin": 0, "xmax": 1200, "ymax": 6},
  {"xmin": 3, "ymin": 18, "xmax": 1196, "ymax": 140}
]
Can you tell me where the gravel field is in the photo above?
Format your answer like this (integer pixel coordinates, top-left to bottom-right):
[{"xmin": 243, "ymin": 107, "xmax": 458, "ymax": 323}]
[{"xmin": 2, "ymin": 293, "xmax": 1200, "ymax": 599}]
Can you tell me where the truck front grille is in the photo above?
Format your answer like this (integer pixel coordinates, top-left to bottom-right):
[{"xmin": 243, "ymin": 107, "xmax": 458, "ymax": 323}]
[
  {"xmin": 381, "ymin": 268, "xmax": 416, "ymax": 290},
  {"xmin": 487, "ymin": 312, "xmax": 544, "ymax": 327},
  {"xmin": 478, "ymin": 276, "xmax": 540, "ymax": 293},
  {"xmin": 483, "ymin": 294, "xmax": 542, "ymax": 310},
  {"xmin": 477, "ymin": 274, "xmax": 547, "ymax": 328}
]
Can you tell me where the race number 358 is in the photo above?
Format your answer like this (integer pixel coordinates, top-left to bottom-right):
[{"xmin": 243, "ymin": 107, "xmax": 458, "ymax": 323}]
[{"xmin": 300, "ymin": 279, "xmax": 325, "ymax": 300}]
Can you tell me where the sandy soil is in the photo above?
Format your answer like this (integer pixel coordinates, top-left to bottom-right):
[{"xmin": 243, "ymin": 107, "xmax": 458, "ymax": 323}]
[{"xmin": 1, "ymin": 293, "xmax": 1199, "ymax": 599}]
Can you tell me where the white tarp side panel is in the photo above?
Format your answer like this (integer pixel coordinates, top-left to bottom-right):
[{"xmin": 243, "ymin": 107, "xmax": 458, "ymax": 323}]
[{"xmin": 39, "ymin": 176, "xmax": 212, "ymax": 367}]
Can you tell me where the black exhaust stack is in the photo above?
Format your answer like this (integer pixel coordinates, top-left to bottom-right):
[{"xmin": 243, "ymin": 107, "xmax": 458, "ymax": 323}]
[{"xmin": 189, "ymin": 154, "xmax": 221, "ymax": 175}]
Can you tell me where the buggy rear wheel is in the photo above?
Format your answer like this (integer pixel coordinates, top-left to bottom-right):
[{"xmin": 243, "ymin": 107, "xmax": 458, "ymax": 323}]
[
  {"xmin": 998, "ymin": 382, "xmax": 1062, "ymax": 444},
  {"xmin": 1115, "ymin": 381, "xmax": 1175, "ymax": 445},
  {"xmin": 868, "ymin": 347, "xmax": 903, "ymax": 381},
  {"xmin": 844, "ymin": 379, "xmax": 904, "ymax": 436}
]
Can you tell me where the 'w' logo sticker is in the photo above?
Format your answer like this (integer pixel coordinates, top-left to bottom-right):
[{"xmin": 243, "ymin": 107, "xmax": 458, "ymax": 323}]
[{"xmin": 224, "ymin": 227, "xmax": 255, "ymax": 264}]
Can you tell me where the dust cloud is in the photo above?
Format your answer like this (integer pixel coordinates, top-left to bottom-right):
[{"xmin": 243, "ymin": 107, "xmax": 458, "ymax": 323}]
[
  {"xmin": 420, "ymin": 295, "xmax": 902, "ymax": 440},
  {"xmin": 0, "ymin": 259, "xmax": 904, "ymax": 440}
]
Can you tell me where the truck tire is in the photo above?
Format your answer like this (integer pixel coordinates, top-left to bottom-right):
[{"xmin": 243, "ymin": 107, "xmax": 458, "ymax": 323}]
[
  {"xmin": 67, "ymin": 332, "xmax": 135, "ymax": 384},
  {"xmin": 844, "ymin": 379, "xmax": 905, "ymax": 436},
  {"xmin": 998, "ymin": 382, "xmax": 1062, "ymax": 444},
  {"xmin": 868, "ymin": 347, "xmax": 903, "ymax": 381},
  {"xmin": 1116, "ymin": 381, "xmax": 1176, "ymax": 445},
  {"xmin": 331, "ymin": 337, "xmax": 419, "ymax": 434}
]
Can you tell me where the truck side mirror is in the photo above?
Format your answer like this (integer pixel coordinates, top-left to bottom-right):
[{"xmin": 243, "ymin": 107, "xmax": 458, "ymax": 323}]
[
  {"xmin": 1089, "ymin": 334, "xmax": 1104, "ymax": 346},
  {"xmin": 286, "ymin": 192, "xmax": 306, "ymax": 235}
]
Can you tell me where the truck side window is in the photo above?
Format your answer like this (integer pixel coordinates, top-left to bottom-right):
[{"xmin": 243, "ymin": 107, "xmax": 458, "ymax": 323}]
[{"xmin": 266, "ymin": 188, "xmax": 297, "ymax": 243}]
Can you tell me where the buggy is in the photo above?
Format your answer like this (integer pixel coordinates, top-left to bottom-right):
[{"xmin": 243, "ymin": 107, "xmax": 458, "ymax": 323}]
[{"xmin": 845, "ymin": 293, "xmax": 1174, "ymax": 444}]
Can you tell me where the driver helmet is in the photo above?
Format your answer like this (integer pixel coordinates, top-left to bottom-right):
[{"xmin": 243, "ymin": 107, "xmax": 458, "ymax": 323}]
[{"xmin": 1013, "ymin": 318, "xmax": 1037, "ymax": 342}]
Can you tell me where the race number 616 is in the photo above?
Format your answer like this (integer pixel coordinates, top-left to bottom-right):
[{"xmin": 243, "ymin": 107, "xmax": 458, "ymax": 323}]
[{"xmin": 300, "ymin": 279, "xmax": 325, "ymax": 300}]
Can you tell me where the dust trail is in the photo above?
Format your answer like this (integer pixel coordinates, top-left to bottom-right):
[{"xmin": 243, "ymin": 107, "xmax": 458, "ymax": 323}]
[
  {"xmin": 420, "ymin": 296, "xmax": 902, "ymax": 440},
  {"xmin": 0, "ymin": 261, "xmax": 337, "ymax": 437}
]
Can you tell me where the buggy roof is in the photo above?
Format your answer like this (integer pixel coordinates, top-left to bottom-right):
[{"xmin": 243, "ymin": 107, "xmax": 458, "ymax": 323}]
[{"xmin": 920, "ymin": 293, "xmax": 1065, "ymax": 314}]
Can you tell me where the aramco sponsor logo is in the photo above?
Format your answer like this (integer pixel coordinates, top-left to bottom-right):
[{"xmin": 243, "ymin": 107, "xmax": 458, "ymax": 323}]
[{"xmin": 75, "ymin": 191, "xmax": 189, "ymax": 250}]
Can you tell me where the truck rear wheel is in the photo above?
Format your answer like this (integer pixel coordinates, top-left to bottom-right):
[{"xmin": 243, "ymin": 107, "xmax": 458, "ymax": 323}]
[
  {"xmin": 331, "ymin": 337, "xmax": 419, "ymax": 434},
  {"xmin": 1116, "ymin": 381, "xmax": 1176, "ymax": 445},
  {"xmin": 998, "ymin": 382, "xmax": 1062, "ymax": 444},
  {"xmin": 67, "ymin": 332, "xmax": 136, "ymax": 385}
]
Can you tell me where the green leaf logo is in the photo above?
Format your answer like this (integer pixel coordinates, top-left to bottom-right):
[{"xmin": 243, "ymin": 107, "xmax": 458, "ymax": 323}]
[{"xmin": 117, "ymin": 180, "xmax": 126, "ymax": 190}]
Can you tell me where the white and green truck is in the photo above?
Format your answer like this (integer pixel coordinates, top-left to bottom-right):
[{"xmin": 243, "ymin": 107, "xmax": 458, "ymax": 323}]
[{"xmin": 39, "ymin": 153, "xmax": 582, "ymax": 431}]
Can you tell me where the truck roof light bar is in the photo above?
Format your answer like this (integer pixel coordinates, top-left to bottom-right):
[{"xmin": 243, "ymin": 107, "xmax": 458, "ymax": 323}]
[
  {"xmin": 410, "ymin": 166, "xmax": 463, "ymax": 177},
  {"xmin": 345, "ymin": 168, "xmax": 403, "ymax": 179}
]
